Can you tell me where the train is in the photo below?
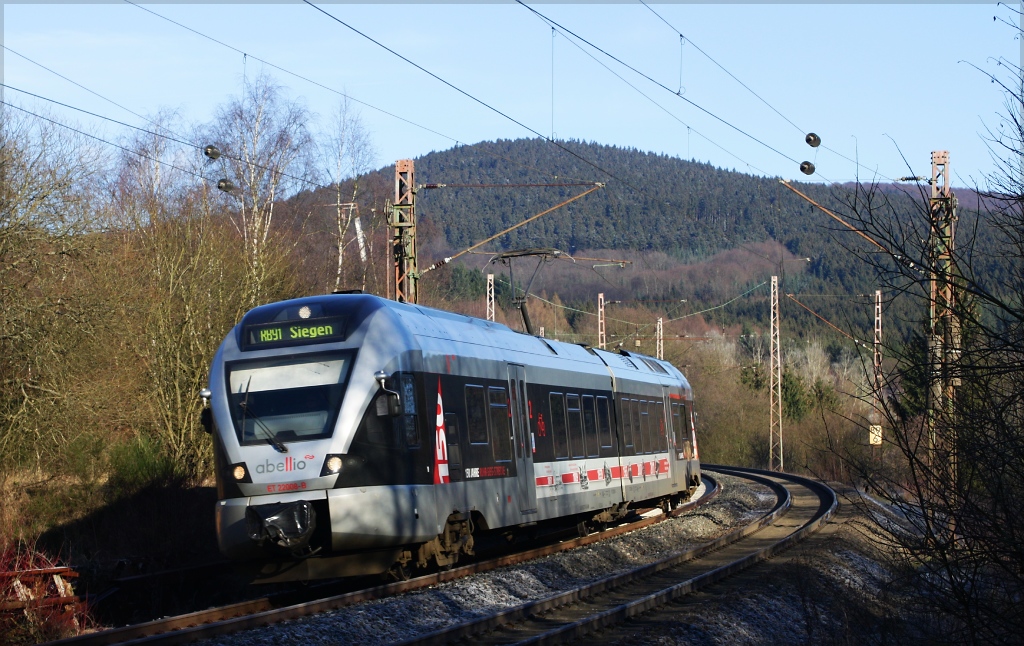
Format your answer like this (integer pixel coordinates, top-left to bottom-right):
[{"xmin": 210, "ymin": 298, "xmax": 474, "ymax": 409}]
[{"xmin": 202, "ymin": 293, "xmax": 700, "ymax": 582}]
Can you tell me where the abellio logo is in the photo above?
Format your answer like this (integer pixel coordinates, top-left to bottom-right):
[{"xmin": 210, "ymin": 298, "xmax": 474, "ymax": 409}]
[{"xmin": 255, "ymin": 456, "xmax": 307, "ymax": 474}]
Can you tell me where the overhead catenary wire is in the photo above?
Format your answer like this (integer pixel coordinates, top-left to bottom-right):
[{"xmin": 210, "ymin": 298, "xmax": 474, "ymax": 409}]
[
  {"xmin": 2, "ymin": 83, "xmax": 201, "ymax": 150},
  {"xmin": 421, "ymin": 183, "xmax": 599, "ymax": 189},
  {"xmin": 2, "ymin": 45, "xmax": 182, "ymax": 142},
  {"xmin": 421, "ymin": 183, "xmax": 605, "ymax": 275},
  {"xmin": 638, "ymin": 0, "xmax": 805, "ymax": 135},
  {"xmin": 637, "ymin": 1, "xmax": 897, "ymax": 183},
  {"xmin": 667, "ymin": 281, "xmax": 768, "ymax": 323},
  {"xmin": 786, "ymin": 293, "xmax": 868, "ymax": 347},
  {"xmin": 8, "ymin": 43, "xmax": 577, "ymax": 190},
  {"xmin": 301, "ymin": 0, "xmax": 646, "ymax": 193},
  {"xmin": 519, "ymin": 2, "xmax": 767, "ymax": 176},
  {"xmin": 509, "ymin": 279, "xmax": 768, "ymax": 341},
  {"xmin": 466, "ymin": 250, "xmax": 631, "ymax": 266},
  {"xmin": 123, "ymin": 0, "xmax": 588, "ymax": 185},
  {"xmin": 0, "ymin": 99, "xmax": 214, "ymax": 189},
  {"xmin": 0, "ymin": 83, "xmax": 329, "ymax": 194},
  {"xmin": 123, "ymin": 0, "xmax": 458, "ymax": 148},
  {"xmin": 515, "ymin": 1, "xmax": 803, "ymax": 171}
]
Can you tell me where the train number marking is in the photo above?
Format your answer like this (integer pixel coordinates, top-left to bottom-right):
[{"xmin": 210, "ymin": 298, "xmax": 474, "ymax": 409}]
[{"xmin": 266, "ymin": 482, "xmax": 307, "ymax": 493}]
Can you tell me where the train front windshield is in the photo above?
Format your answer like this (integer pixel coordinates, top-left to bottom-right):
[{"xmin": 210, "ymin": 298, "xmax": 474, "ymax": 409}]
[{"xmin": 226, "ymin": 353, "xmax": 353, "ymax": 446}]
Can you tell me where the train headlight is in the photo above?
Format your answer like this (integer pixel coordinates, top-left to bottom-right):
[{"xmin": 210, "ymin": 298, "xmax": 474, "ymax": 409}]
[
  {"xmin": 228, "ymin": 462, "xmax": 251, "ymax": 483},
  {"xmin": 321, "ymin": 455, "xmax": 343, "ymax": 476}
]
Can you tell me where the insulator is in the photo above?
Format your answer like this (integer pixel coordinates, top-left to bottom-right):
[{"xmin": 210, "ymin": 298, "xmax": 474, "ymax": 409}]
[
  {"xmin": 203, "ymin": 145, "xmax": 221, "ymax": 160},
  {"xmin": 217, "ymin": 178, "xmax": 235, "ymax": 192},
  {"xmin": 800, "ymin": 161, "xmax": 815, "ymax": 175},
  {"xmin": 805, "ymin": 133, "xmax": 821, "ymax": 148}
]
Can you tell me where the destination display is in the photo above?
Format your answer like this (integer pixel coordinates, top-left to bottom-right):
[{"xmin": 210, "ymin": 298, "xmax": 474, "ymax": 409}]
[{"xmin": 244, "ymin": 316, "xmax": 347, "ymax": 349}]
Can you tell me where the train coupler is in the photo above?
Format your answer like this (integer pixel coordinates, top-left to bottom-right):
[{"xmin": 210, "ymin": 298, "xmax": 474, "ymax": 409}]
[{"xmin": 246, "ymin": 501, "xmax": 317, "ymax": 557}]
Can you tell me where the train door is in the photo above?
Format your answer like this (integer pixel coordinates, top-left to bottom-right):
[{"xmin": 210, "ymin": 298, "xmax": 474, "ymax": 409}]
[
  {"xmin": 508, "ymin": 364, "xmax": 537, "ymax": 515},
  {"xmin": 663, "ymin": 387, "xmax": 680, "ymax": 485}
]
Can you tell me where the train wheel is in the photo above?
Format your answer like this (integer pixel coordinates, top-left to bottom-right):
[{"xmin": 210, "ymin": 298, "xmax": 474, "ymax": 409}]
[
  {"xmin": 577, "ymin": 521, "xmax": 590, "ymax": 538},
  {"xmin": 385, "ymin": 562, "xmax": 412, "ymax": 582}
]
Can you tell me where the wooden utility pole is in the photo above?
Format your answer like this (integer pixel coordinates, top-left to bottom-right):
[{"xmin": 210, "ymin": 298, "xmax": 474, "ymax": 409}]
[
  {"xmin": 388, "ymin": 159, "xmax": 418, "ymax": 303},
  {"xmin": 769, "ymin": 275, "xmax": 784, "ymax": 472}
]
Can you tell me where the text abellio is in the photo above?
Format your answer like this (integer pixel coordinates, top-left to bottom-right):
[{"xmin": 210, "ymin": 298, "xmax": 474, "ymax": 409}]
[{"xmin": 255, "ymin": 457, "xmax": 307, "ymax": 474}]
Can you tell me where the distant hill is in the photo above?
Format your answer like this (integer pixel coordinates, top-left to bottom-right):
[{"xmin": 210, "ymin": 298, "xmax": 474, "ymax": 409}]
[{"xmin": 291, "ymin": 138, "xmax": 989, "ymax": 345}]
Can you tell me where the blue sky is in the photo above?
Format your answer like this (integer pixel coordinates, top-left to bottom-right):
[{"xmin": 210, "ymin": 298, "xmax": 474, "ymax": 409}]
[{"xmin": 2, "ymin": 3, "xmax": 1020, "ymax": 188}]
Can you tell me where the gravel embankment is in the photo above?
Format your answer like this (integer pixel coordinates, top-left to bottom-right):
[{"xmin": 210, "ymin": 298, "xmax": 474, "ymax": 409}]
[
  {"xmin": 203, "ymin": 474, "xmax": 774, "ymax": 646},
  {"xmin": 591, "ymin": 488, "xmax": 921, "ymax": 646}
]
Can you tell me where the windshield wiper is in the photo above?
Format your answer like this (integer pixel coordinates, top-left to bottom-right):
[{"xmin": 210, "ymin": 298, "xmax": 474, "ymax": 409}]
[{"xmin": 240, "ymin": 377, "xmax": 289, "ymax": 454}]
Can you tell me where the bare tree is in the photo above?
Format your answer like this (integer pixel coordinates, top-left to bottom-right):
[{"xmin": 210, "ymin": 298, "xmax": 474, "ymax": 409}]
[
  {"xmin": 103, "ymin": 113, "xmax": 248, "ymax": 480},
  {"xmin": 824, "ymin": 41, "xmax": 1024, "ymax": 644},
  {"xmin": 0, "ymin": 104, "xmax": 103, "ymax": 475},
  {"xmin": 205, "ymin": 73, "xmax": 315, "ymax": 307},
  {"xmin": 321, "ymin": 96, "xmax": 375, "ymax": 291}
]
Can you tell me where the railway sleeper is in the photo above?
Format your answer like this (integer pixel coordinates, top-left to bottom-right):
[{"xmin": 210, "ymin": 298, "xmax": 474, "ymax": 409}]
[{"xmin": 415, "ymin": 512, "xmax": 475, "ymax": 570}]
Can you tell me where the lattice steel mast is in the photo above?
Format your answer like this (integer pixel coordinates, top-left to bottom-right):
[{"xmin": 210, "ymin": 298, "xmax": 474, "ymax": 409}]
[
  {"xmin": 388, "ymin": 159, "xmax": 418, "ymax": 303},
  {"xmin": 769, "ymin": 275, "xmax": 783, "ymax": 472},
  {"xmin": 656, "ymin": 317, "xmax": 664, "ymax": 360},
  {"xmin": 486, "ymin": 273, "xmax": 495, "ymax": 321},
  {"xmin": 927, "ymin": 151, "xmax": 959, "ymax": 474}
]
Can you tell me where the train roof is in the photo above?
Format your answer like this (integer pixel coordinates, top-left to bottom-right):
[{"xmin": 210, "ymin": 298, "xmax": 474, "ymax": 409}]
[{"xmin": 235, "ymin": 293, "xmax": 690, "ymax": 393}]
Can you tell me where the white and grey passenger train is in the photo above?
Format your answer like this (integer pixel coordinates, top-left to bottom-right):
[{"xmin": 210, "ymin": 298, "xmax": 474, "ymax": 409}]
[{"xmin": 203, "ymin": 294, "xmax": 700, "ymax": 581}]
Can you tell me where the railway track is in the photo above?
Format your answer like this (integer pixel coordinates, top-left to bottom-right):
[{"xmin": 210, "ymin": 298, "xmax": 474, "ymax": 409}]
[
  {"xmin": 395, "ymin": 465, "xmax": 836, "ymax": 646},
  {"xmin": 46, "ymin": 475, "xmax": 722, "ymax": 646}
]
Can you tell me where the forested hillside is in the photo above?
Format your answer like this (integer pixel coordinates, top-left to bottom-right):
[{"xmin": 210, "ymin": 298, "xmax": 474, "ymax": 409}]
[{"xmin": 295, "ymin": 138, "xmax": 965, "ymax": 343}]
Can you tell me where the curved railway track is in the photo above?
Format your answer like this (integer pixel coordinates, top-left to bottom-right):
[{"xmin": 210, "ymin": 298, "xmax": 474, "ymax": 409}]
[
  {"xmin": 47, "ymin": 475, "xmax": 723, "ymax": 646},
  {"xmin": 395, "ymin": 465, "xmax": 836, "ymax": 646}
]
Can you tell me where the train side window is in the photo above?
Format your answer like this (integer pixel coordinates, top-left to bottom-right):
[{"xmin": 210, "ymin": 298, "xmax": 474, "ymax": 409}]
[
  {"xmin": 632, "ymin": 399, "xmax": 644, "ymax": 454},
  {"xmin": 640, "ymin": 400, "xmax": 652, "ymax": 454},
  {"xmin": 621, "ymin": 397, "xmax": 634, "ymax": 450},
  {"xmin": 671, "ymin": 403, "xmax": 684, "ymax": 452},
  {"xmin": 489, "ymin": 387, "xmax": 512, "ymax": 462},
  {"xmin": 566, "ymin": 394, "xmax": 584, "ymax": 458},
  {"xmin": 656, "ymin": 401, "xmax": 666, "ymax": 452},
  {"xmin": 597, "ymin": 396, "xmax": 613, "ymax": 449},
  {"xmin": 466, "ymin": 385, "xmax": 488, "ymax": 444},
  {"xmin": 582, "ymin": 395, "xmax": 599, "ymax": 457},
  {"xmin": 550, "ymin": 393, "xmax": 568, "ymax": 459},
  {"xmin": 444, "ymin": 413, "xmax": 463, "ymax": 481}
]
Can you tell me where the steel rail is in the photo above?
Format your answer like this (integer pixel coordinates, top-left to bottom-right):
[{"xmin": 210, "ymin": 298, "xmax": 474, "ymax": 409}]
[
  {"xmin": 393, "ymin": 466, "xmax": 835, "ymax": 646},
  {"xmin": 46, "ymin": 476, "xmax": 719, "ymax": 646}
]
